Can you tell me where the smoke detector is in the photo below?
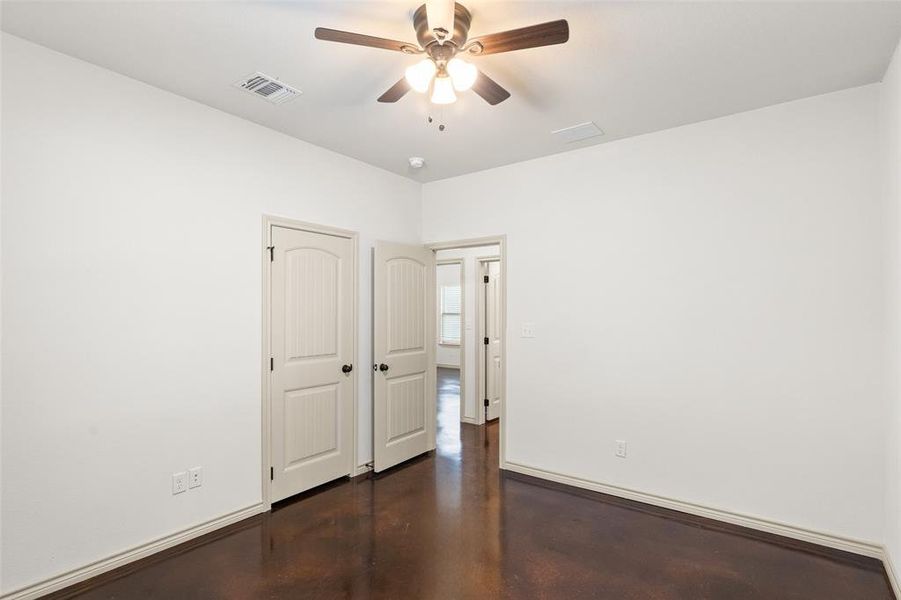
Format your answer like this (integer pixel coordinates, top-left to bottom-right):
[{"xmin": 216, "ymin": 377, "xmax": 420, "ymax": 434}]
[
  {"xmin": 409, "ymin": 157, "xmax": 426, "ymax": 169},
  {"xmin": 234, "ymin": 72, "xmax": 302, "ymax": 105}
]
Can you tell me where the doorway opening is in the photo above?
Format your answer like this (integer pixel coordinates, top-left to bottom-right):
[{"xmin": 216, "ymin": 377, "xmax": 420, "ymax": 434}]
[
  {"xmin": 432, "ymin": 241, "xmax": 505, "ymax": 461},
  {"xmin": 369, "ymin": 235, "xmax": 506, "ymax": 474}
]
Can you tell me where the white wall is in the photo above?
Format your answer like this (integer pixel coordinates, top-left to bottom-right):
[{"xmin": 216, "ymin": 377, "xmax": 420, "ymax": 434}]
[
  {"xmin": 423, "ymin": 85, "xmax": 886, "ymax": 544},
  {"xmin": 2, "ymin": 25, "xmax": 897, "ymax": 598},
  {"xmin": 435, "ymin": 245, "xmax": 499, "ymax": 422},
  {"xmin": 436, "ymin": 262, "xmax": 461, "ymax": 368},
  {"xmin": 0, "ymin": 34, "xmax": 421, "ymax": 595},
  {"xmin": 882, "ymin": 39, "xmax": 901, "ymax": 583}
]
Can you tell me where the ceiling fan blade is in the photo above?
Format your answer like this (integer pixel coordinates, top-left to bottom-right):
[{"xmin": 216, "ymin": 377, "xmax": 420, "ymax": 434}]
[
  {"xmin": 469, "ymin": 20, "xmax": 569, "ymax": 55},
  {"xmin": 472, "ymin": 71, "xmax": 510, "ymax": 105},
  {"xmin": 378, "ymin": 78, "xmax": 412, "ymax": 103},
  {"xmin": 314, "ymin": 27, "xmax": 417, "ymax": 53}
]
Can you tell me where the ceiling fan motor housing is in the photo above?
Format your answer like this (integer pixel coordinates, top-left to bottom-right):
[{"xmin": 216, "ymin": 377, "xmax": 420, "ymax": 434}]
[{"xmin": 413, "ymin": 3, "xmax": 473, "ymax": 53}]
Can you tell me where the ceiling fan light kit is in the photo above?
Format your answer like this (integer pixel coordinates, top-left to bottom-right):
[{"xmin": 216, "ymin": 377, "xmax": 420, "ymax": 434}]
[{"xmin": 314, "ymin": 1, "xmax": 569, "ymax": 107}]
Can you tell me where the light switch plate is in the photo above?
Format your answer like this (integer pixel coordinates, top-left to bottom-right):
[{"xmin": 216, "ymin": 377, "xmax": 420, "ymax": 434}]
[{"xmin": 521, "ymin": 323, "xmax": 535, "ymax": 338}]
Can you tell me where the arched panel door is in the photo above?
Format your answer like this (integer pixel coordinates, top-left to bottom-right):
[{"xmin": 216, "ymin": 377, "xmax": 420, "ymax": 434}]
[
  {"xmin": 372, "ymin": 242, "xmax": 436, "ymax": 472},
  {"xmin": 270, "ymin": 226, "xmax": 354, "ymax": 501}
]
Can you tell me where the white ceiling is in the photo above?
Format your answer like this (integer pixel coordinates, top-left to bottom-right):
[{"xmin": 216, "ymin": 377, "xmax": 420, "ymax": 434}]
[{"xmin": 3, "ymin": 1, "xmax": 901, "ymax": 182}]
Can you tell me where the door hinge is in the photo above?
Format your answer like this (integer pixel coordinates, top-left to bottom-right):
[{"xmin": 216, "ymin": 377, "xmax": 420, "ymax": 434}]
[
  {"xmin": 270, "ymin": 466, "xmax": 274, "ymax": 481},
  {"xmin": 484, "ymin": 275, "xmax": 489, "ymax": 284},
  {"xmin": 267, "ymin": 246, "xmax": 274, "ymax": 262},
  {"xmin": 484, "ymin": 337, "xmax": 489, "ymax": 345},
  {"xmin": 484, "ymin": 398, "xmax": 490, "ymax": 407},
  {"xmin": 270, "ymin": 357, "xmax": 274, "ymax": 371}
]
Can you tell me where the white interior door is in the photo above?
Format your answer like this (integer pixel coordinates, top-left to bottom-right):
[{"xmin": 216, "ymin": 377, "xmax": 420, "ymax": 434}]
[
  {"xmin": 485, "ymin": 261, "xmax": 502, "ymax": 421},
  {"xmin": 270, "ymin": 226, "xmax": 354, "ymax": 502},
  {"xmin": 373, "ymin": 241, "xmax": 436, "ymax": 472}
]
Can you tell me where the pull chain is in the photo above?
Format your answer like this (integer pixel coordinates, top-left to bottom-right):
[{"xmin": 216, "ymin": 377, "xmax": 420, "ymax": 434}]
[{"xmin": 427, "ymin": 104, "xmax": 447, "ymax": 133}]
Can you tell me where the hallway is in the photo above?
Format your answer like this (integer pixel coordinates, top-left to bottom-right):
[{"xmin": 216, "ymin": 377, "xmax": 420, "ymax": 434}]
[{"xmin": 48, "ymin": 370, "xmax": 893, "ymax": 599}]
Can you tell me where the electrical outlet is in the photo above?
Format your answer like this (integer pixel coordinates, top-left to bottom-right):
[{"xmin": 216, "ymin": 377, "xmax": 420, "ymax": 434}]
[
  {"xmin": 188, "ymin": 467, "xmax": 203, "ymax": 489},
  {"xmin": 172, "ymin": 471, "xmax": 188, "ymax": 494},
  {"xmin": 521, "ymin": 323, "xmax": 536, "ymax": 338},
  {"xmin": 615, "ymin": 440, "xmax": 627, "ymax": 458}
]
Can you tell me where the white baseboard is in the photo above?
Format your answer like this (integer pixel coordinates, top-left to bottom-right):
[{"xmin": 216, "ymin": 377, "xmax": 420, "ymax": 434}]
[
  {"xmin": 1, "ymin": 503, "xmax": 265, "ymax": 600},
  {"xmin": 503, "ymin": 461, "xmax": 883, "ymax": 559},
  {"xmin": 436, "ymin": 364, "xmax": 460, "ymax": 370},
  {"xmin": 461, "ymin": 416, "xmax": 478, "ymax": 425},
  {"xmin": 884, "ymin": 547, "xmax": 901, "ymax": 599}
]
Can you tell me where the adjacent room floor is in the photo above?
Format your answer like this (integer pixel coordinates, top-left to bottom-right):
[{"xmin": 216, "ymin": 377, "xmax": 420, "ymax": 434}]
[
  {"xmin": 436, "ymin": 366, "xmax": 462, "ymax": 454},
  {"xmin": 48, "ymin": 371, "xmax": 894, "ymax": 599}
]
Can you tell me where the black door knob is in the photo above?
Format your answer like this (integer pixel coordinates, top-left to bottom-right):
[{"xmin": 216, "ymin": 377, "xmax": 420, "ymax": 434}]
[
  {"xmin": 379, "ymin": 363, "xmax": 389, "ymax": 372},
  {"xmin": 342, "ymin": 364, "xmax": 353, "ymax": 374}
]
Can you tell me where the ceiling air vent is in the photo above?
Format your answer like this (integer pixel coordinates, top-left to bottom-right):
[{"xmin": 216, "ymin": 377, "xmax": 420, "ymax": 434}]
[
  {"xmin": 551, "ymin": 122, "xmax": 604, "ymax": 143},
  {"xmin": 234, "ymin": 72, "xmax": 301, "ymax": 105}
]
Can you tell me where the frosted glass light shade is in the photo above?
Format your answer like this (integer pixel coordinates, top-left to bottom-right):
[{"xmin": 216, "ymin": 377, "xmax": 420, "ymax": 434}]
[
  {"xmin": 430, "ymin": 75, "xmax": 457, "ymax": 104},
  {"xmin": 405, "ymin": 59, "xmax": 437, "ymax": 93},
  {"xmin": 447, "ymin": 58, "xmax": 477, "ymax": 91}
]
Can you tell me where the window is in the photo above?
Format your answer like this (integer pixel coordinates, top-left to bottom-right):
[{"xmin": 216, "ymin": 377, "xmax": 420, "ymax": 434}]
[{"xmin": 440, "ymin": 284, "xmax": 462, "ymax": 345}]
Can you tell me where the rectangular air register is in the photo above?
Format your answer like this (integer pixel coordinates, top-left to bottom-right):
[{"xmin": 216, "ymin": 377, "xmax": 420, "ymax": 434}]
[
  {"xmin": 234, "ymin": 72, "xmax": 302, "ymax": 105},
  {"xmin": 551, "ymin": 121, "xmax": 604, "ymax": 143}
]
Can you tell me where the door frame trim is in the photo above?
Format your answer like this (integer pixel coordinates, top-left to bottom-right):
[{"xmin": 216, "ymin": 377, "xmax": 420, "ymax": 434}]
[
  {"xmin": 436, "ymin": 258, "xmax": 466, "ymax": 422},
  {"xmin": 427, "ymin": 236, "xmax": 507, "ymax": 469},
  {"xmin": 261, "ymin": 215, "xmax": 359, "ymax": 511}
]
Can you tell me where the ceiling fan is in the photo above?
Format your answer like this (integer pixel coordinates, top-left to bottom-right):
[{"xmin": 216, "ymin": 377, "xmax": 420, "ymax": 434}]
[{"xmin": 314, "ymin": 0, "xmax": 569, "ymax": 106}]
